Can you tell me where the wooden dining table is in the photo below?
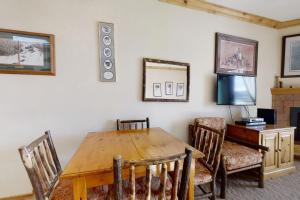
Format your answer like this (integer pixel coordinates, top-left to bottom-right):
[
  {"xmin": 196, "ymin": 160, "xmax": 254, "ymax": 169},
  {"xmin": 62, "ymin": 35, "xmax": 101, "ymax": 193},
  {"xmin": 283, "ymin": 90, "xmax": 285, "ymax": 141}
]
[{"xmin": 61, "ymin": 127, "xmax": 204, "ymax": 200}]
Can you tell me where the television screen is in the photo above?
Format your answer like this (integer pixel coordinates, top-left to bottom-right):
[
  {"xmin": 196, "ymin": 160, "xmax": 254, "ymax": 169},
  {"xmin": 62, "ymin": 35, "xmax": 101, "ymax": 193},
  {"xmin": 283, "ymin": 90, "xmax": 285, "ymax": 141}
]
[{"xmin": 217, "ymin": 74, "xmax": 256, "ymax": 105}]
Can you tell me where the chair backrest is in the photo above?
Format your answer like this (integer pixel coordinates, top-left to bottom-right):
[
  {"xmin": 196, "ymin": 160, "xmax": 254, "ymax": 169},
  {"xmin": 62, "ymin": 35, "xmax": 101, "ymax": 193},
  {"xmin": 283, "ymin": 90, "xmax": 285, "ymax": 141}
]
[
  {"xmin": 117, "ymin": 117, "xmax": 150, "ymax": 130},
  {"xmin": 19, "ymin": 131, "xmax": 61, "ymax": 200},
  {"xmin": 193, "ymin": 123, "xmax": 225, "ymax": 176},
  {"xmin": 194, "ymin": 117, "xmax": 226, "ymax": 131},
  {"xmin": 113, "ymin": 148, "xmax": 193, "ymax": 200}
]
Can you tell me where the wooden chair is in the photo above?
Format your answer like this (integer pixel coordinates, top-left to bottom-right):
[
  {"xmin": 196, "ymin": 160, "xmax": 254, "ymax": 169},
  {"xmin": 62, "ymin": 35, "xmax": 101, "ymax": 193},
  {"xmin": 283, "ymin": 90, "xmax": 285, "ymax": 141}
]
[
  {"xmin": 192, "ymin": 117, "xmax": 269, "ymax": 199},
  {"xmin": 19, "ymin": 131, "xmax": 109, "ymax": 200},
  {"xmin": 113, "ymin": 147, "xmax": 193, "ymax": 200},
  {"xmin": 191, "ymin": 123, "xmax": 225, "ymax": 200},
  {"xmin": 117, "ymin": 117, "xmax": 150, "ymax": 130}
]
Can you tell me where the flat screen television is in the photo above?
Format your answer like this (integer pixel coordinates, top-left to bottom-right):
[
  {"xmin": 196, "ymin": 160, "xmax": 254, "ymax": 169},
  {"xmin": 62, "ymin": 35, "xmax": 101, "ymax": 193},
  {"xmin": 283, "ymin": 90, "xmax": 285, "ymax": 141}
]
[{"xmin": 217, "ymin": 74, "xmax": 256, "ymax": 105}]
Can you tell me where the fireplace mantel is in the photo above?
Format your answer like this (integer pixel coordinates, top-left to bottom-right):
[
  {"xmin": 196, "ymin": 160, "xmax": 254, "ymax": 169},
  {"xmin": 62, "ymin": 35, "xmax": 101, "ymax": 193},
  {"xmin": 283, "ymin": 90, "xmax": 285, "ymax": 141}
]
[{"xmin": 271, "ymin": 88, "xmax": 300, "ymax": 95}]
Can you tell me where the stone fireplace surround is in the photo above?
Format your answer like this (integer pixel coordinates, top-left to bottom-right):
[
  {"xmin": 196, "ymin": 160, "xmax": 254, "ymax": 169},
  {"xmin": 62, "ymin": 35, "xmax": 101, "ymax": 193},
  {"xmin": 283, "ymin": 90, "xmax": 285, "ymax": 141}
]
[
  {"xmin": 272, "ymin": 89, "xmax": 300, "ymax": 128},
  {"xmin": 272, "ymin": 88, "xmax": 300, "ymax": 156}
]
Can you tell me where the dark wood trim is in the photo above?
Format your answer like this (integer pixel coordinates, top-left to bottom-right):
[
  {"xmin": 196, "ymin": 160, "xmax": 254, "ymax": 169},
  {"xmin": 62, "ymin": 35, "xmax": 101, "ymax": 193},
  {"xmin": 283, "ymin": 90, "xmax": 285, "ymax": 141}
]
[
  {"xmin": 113, "ymin": 155, "xmax": 123, "ymax": 200},
  {"xmin": 116, "ymin": 117, "xmax": 150, "ymax": 131},
  {"xmin": 142, "ymin": 58, "xmax": 190, "ymax": 102},
  {"xmin": 215, "ymin": 32, "xmax": 258, "ymax": 76},
  {"xmin": 281, "ymin": 34, "xmax": 300, "ymax": 78},
  {"xmin": 0, "ymin": 28, "xmax": 55, "ymax": 76}
]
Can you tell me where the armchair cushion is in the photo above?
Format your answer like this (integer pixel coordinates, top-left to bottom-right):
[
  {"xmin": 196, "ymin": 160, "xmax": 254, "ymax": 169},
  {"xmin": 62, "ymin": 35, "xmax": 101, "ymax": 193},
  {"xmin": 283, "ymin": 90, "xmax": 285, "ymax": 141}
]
[
  {"xmin": 195, "ymin": 117, "xmax": 226, "ymax": 131},
  {"xmin": 222, "ymin": 140, "xmax": 263, "ymax": 171},
  {"xmin": 194, "ymin": 160, "xmax": 212, "ymax": 185}
]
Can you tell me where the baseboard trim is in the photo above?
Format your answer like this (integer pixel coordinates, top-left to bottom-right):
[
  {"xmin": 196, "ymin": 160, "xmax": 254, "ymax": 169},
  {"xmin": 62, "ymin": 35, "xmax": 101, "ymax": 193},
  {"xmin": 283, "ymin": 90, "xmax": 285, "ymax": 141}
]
[
  {"xmin": 0, "ymin": 193, "xmax": 33, "ymax": 200},
  {"xmin": 264, "ymin": 166, "xmax": 296, "ymax": 180}
]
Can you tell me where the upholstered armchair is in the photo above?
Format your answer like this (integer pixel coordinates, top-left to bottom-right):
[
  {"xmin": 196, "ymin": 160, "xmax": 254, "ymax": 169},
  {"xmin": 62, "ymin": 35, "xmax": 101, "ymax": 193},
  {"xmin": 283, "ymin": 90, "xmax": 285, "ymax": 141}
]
[{"xmin": 191, "ymin": 117, "xmax": 268, "ymax": 199}]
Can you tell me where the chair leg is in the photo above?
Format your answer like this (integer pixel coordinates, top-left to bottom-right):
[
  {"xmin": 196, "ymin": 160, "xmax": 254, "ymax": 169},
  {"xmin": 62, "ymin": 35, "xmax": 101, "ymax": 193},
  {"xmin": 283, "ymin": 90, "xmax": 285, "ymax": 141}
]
[
  {"xmin": 220, "ymin": 160, "xmax": 227, "ymax": 199},
  {"xmin": 210, "ymin": 179, "xmax": 216, "ymax": 200},
  {"xmin": 258, "ymin": 164, "xmax": 264, "ymax": 188}
]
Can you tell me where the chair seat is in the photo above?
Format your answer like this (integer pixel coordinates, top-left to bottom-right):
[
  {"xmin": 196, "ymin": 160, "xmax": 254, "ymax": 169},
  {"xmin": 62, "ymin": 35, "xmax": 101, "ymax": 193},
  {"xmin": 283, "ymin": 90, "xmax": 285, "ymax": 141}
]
[
  {"xmin": 222, "ymin": 140, "xmax": 263, "ymax": 171},
  {"xmin": 194, "ymin": 160, "xmax": 212, "ymax": 185},
  {"xmin": 51, "ymin": 179, "xmax": 109, "ymax": 200}
]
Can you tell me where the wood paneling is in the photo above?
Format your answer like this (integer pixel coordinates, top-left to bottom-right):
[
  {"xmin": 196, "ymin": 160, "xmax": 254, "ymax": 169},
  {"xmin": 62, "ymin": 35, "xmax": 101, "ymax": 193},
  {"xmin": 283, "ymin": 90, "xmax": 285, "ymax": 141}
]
[{"xmin": 159, "ymin": 0, "xmax": 300, "ymax": 29}]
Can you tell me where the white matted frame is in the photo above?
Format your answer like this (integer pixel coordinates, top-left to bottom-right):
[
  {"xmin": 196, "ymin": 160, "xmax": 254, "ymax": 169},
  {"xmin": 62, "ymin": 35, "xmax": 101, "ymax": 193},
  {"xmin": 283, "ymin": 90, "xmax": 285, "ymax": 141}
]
[{"xmin": 282, "ymin": 34, "xmax": 300, "ymax": 78}]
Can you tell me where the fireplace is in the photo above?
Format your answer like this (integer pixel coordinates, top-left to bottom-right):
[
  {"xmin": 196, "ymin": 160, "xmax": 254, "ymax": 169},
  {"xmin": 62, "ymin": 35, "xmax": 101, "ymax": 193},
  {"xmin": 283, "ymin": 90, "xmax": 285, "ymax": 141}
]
[
  {"xmin": 272, "ymin": 87, "xmax": 300, "ymax": 155},
  {"xmin": 290, "ymin": 107, "xmax": 300, "ymax": 141}
]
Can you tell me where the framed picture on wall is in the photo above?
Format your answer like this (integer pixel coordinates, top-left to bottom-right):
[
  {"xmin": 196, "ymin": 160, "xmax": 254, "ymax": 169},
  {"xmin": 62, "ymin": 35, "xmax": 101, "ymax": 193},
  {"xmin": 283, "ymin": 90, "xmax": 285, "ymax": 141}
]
[
  {"xmin": 143, "ymin": 58, "xmax": 190, "ymax": 102},
  {"xmin": 165, "ymin": 82, "xmax": 173, "ymax": 95},
  {"xmin": 215, "ymin": 33, "xmax": 258, "ymax": 76},
  {"xmin": 99, "ymin": 22, "xmax": 116, "ymax": 82},
  {"xmin": 153, "ymin": 83, "xmax": 162, "ymax": 97},
  {"xmin": 281, "ymin": 34, "xmax": 300, "ymax": 78},
  {"xmin": 0, "ymin": 28, "xmax": 55, "ymax": 75},
  {"xmin": 176, "ymin": 83, "xmax": 185, "ymax": 96}
]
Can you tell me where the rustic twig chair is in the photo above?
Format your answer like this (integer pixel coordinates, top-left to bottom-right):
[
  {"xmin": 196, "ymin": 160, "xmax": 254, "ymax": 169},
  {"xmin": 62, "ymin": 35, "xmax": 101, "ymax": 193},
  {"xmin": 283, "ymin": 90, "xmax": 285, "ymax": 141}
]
[
  {"xmin": 117, "ymin": 117, "xmax": 150, "ymax": 130},
  {"xmin": 193, "ymin": 117, "xmax": 268, "ymax": 199},
  {"xmin": 192, "ymin": 123, "xmax": 225, "ymax": 200},
  {"xmin": 19, "ymin": 131, "xmax": 109, "ymax": 200},
  {"xmin": 113, "ymin": 147, "xmax": 193, "ymax": 200}
]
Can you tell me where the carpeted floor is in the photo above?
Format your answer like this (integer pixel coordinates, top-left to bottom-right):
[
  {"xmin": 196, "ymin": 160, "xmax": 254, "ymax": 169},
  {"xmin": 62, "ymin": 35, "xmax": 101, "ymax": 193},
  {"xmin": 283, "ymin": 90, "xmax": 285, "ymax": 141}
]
[
  {"xmin": 198, "ymin": 159, "xmax": 300, "ymax": 200},
  {"xmin": 16, "ymin": 160, "xmax": 300, "ymax": 200}
]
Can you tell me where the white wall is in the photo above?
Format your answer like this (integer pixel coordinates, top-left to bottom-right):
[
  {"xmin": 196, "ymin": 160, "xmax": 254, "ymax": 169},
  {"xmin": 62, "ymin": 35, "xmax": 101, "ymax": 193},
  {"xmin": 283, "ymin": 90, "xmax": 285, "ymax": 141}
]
[
  {"xmin": 0, "ymin": 0, "xmax": 281, "ymax": 197},
  {"xmin": 279, "ymin": 26, "xmax": 300, "ymax": 87}
]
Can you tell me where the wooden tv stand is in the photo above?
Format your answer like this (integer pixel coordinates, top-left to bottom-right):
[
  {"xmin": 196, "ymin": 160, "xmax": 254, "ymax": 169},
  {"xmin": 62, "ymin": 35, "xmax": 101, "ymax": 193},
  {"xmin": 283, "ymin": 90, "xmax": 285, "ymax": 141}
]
[{"xmin": 227, "ymin": 124, "xmax": 296, "ymax": 180}]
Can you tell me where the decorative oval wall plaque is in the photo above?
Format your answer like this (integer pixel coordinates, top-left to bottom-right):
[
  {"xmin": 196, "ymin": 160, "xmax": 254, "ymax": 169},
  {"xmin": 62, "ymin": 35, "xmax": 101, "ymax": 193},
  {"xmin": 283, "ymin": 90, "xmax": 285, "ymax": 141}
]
[
  {"xmin": 99, "ymin": 22, "xmax": 116, "ymax": 82},
  {"xmin": 104, "ymin": 59, "xmax": 113, "ymax": 69},
  {"xmin": 103, "ymin": 36, "xmax": 112, "ymax": 45},
  {"xmin": 103, "ymin": 71, "xmax": 114, "ymax": 80}
]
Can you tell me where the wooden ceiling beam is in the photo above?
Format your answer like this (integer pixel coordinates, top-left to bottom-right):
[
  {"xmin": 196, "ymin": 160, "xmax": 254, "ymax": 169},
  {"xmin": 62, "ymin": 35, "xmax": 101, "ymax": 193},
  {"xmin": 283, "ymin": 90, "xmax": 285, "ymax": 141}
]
[
  {"xmin": 277, "ymin": 19, "xmax": 300, "ymax": 29},
  {"xmin": 159, "ymin": 0, "xmax": 300, "ymax": 29}
]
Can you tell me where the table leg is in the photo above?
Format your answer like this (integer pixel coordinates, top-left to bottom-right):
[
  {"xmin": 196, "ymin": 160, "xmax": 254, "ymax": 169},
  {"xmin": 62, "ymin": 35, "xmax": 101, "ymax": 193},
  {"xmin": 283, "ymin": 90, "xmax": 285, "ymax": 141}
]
[
  {"xmin": 188, "ymin": 158, "xmax": 195, "ymax": 200},
  {"xmin": 73, "ymin": 176, "xmax": 87, "ymax": 200}
]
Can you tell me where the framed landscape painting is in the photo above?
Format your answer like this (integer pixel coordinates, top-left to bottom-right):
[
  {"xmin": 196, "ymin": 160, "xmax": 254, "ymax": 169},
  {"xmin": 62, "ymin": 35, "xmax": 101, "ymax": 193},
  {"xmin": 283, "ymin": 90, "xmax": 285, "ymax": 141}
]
[
  {"xmin": 215, "ymin": 33, "xmax": 258, "ymax": 76},
  {"xmin": 143, "ymin": 58, "xmax": 190, "ymax": 102},
  {"xmin": 281, "ymin": 34, "xmax": 300, "ymax": 78},
  {"xmin": 0, "ymin": 29, "xmax": 55, "ymax": 75}
]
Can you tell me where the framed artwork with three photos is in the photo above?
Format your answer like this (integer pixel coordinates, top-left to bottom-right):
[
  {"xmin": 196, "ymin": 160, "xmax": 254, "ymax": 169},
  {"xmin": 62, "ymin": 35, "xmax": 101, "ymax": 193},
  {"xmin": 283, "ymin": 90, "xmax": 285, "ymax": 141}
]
[
  {"xmin": 0, "ymin": 28, "xmax": 55, "ymax": 75},
  {"xmin": 143, "ymin": 58, "xmax": 190, "ymax": 102},
  {"xmin": 282, "ymin": 34, "xmax": 300, "ymax": 78}
]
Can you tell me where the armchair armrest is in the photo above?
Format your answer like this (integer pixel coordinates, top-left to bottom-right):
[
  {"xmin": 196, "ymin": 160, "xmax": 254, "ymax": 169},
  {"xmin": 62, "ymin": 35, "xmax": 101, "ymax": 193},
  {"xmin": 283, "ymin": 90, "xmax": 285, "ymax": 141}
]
[{"xmin": 225, "ymin": 136, "xmax": 269, "ymax": 152}]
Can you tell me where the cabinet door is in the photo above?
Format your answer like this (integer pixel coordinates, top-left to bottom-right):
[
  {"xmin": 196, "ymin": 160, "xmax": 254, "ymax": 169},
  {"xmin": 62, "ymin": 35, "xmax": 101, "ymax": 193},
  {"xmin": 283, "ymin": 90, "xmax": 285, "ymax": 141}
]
[
  {"xmin": 261, "ymin": 133, "xmax": 278, "ymax": 171},
  {"xmin": 278, "ymin": 131, "xmax": 294, "ymax": 168}
]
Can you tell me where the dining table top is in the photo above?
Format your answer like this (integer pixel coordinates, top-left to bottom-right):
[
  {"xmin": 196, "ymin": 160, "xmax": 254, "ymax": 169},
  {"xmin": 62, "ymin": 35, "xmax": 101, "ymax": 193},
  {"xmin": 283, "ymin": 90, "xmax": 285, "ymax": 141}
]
[{"xmin": 61, "ymin": 127, "xmax": 203, "ymax": 179}]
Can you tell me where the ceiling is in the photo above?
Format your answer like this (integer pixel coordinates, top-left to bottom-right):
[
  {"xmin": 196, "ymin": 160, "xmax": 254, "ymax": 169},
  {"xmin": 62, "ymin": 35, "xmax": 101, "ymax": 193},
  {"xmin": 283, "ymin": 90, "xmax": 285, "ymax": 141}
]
[{"xmin": 207, "ymin": 0, "xmax": 300, "ymax": 21}]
